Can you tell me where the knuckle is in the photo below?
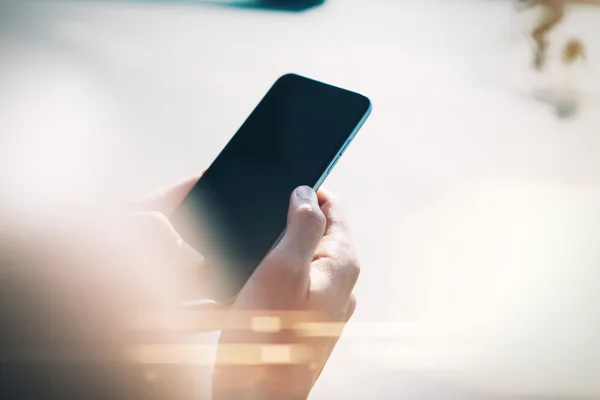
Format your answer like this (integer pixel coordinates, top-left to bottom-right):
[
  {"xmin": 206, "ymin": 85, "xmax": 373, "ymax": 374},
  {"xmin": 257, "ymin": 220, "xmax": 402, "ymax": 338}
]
[
  {"xmin": 295, "ymin": 205, "xmax": 326, "ymax": 229},
  {"xmin": 339, "ymin": 254, "xmax": 360, "ymax": 286},
  {"xmin": 263, "ymin": 250, "xmax": 290, "ymax": 270},
  {"xmin": 346, "ymin": 294, "xmax": 357, "ymax": 321},
  {"xmin": 138, "ymin": 211, "xmax": 169, "ymax": 227},
  {"xmin": 131, "ymin": 211, "xmax": 175, "ymax": 244},
  {"xmin": 352, "ymin": 261, "xmax": 361, "ymax": 282}
]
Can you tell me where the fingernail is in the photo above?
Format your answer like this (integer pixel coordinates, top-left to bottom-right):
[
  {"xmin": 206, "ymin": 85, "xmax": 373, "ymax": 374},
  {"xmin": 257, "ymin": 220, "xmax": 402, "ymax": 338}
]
[{"xmin": 295, "ymin": 186, "xmax": 316, "ymax": 203}]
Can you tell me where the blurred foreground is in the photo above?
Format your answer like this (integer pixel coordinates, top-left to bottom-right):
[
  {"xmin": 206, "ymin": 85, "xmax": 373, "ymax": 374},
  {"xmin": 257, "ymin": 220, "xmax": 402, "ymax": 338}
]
[{"xmin": 1, "ymin": 0, "xmax": 600, "ymax": 398}]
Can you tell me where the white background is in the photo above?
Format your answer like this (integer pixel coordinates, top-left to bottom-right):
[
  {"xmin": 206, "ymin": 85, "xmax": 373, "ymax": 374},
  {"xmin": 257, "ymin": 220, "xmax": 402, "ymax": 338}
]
[{"xmin": 1, "ymin": 0, "xmax": 600, "ymax": 398}]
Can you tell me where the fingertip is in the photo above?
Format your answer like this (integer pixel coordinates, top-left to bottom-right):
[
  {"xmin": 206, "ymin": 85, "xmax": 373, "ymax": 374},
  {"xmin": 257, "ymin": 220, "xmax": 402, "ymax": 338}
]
[
  {"xmin": 290, "ymin": 186, "xmax": 326, "ymax": 229},
  {"xmin": 130, "ymin": 172, "xmax": 204, "ymax": 215},
  {"xmin": 178, "ymin": 238, "xmax": 205, "ymax": 264},
  {"xmin": 316, "ymin": 187, "xmax": 338, "ymax": 207},
  {"xmin": 293, "ymin": 186, "xmax": 318, "ymax": 206},
  {"xmin": 130, "ymin": 210, "xmax": 174, "ymax": 237}
]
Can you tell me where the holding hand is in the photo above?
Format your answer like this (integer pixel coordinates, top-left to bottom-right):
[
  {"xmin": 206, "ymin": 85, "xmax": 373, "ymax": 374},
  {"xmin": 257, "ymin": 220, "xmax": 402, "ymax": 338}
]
[{"xmin": 213, "ymin": 186, "xmax": 360, "ymax": 399}]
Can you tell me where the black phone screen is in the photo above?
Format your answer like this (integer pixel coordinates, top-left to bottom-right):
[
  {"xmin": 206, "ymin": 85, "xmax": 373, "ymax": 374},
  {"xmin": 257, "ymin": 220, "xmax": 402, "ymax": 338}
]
[{"xmin": 171, "ymin": 74, "xmax": 371, "ymax": 300}]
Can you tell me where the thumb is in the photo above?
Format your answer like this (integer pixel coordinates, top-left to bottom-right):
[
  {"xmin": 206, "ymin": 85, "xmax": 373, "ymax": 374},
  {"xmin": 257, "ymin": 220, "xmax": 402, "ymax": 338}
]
[{"xmin": 271, "ymin": 186, "xmax": 326, "ymax": 268}]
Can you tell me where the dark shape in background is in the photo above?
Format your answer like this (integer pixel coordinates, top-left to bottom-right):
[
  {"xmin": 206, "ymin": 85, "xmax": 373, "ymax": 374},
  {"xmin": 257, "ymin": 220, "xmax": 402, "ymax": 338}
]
[
  {"xmin": 531, "ymin": 89, "xmax": 579, "ymax": 120},
  {"xmin": 225, "ymin": 0, "xmax": 325, "ymax": 12},
  {"xmin": 113, "ymin": 0, "xmax": 325, "ymax": 12}
]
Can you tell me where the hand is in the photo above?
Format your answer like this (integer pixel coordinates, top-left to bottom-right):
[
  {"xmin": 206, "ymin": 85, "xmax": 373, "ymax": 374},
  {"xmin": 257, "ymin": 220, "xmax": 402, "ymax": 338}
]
[
  {"xmin": 0, "ymin": 177, "xmax": 358, "ymax": 400},
  {"xmin": 113, "ymin": 179, "xmax": 359, "ymax": 400},
  {"xmin": 0, "ymin": 173, "xmax": 215, "ymax": 400},
  {"xmin": 212, "ymin": 186, "xmax": 360, "ymax": 400},
  {"xmin": 0, "ymin": 173, "xmax": 209, "ymax": 307},
  {"xmin": 125, "ymin": 173, "xmax": 211, "ymax": 302}
]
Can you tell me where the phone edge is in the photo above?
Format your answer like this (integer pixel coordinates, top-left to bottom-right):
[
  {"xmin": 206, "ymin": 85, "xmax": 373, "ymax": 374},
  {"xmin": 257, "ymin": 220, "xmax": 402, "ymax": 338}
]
[
  {"xmin": 313, "ymin": 100, "xmax": 372, "ymax": 191},
  {"xmin": 257, "ymin": 99, "xmax": 373, "ymax": 278},
  {"xmin": 210, "ymin": 89, "xmax": 372, "ymax": 303}
]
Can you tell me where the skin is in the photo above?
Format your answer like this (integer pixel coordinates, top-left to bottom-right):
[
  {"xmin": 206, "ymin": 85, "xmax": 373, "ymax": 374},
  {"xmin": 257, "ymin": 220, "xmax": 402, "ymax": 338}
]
[
  {"xmin": 143, "ymin": 174, "xmax": 359, "ymax": 398},
  {"xmin": 212, "ymin": 186, "xmax": 358, "ymax": 399},
  {"xmin": 0, "ymin": 173, "xmax": 359, "ymax": 400}
]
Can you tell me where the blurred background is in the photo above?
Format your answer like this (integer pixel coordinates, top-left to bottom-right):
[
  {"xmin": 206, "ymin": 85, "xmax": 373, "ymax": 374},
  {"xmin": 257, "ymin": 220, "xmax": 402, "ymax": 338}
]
[{"xmin": 1, "ymin": 0, "xmax": 600, "ymax": 398}]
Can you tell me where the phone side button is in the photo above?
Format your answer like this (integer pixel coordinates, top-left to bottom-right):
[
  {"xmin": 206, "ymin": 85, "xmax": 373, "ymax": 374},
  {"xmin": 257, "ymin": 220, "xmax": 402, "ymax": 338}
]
[
  {"xmin": 327, "ymin": 156, "xmax": 340, "ymax": 175},
  {"xmin": 340, "ymin": 142, "xmax": 350, "ymax": 155}
]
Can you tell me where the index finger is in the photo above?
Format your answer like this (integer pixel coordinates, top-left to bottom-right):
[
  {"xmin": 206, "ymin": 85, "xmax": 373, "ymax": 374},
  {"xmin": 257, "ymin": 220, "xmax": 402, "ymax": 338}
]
[
  {"xmin": 316, "ymin": 188, "xmax": 349, "ymax": 239},
  {"xmin": 311, "ymin": 189, "xmax": 360, "ymax": 301},
  {"xmin": 129, "ymin": 171, "xmax": 204, "ymax": 216},
  {"xmin": 313, "ymin": 188, "xmax": 355, "ymax": 262}
]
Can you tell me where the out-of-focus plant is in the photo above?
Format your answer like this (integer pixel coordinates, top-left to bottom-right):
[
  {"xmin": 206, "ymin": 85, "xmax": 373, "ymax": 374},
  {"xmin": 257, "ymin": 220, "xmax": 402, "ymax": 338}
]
[{"xmin": 517, "ymin": 0, "xmax": 599, "ymax": 70}]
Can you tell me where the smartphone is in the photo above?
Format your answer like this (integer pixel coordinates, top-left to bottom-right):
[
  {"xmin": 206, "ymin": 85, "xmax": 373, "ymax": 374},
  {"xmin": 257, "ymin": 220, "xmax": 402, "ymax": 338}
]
[{"xmin": 171, "ymin": 73, "xmax": 371, "ymax": 302}]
